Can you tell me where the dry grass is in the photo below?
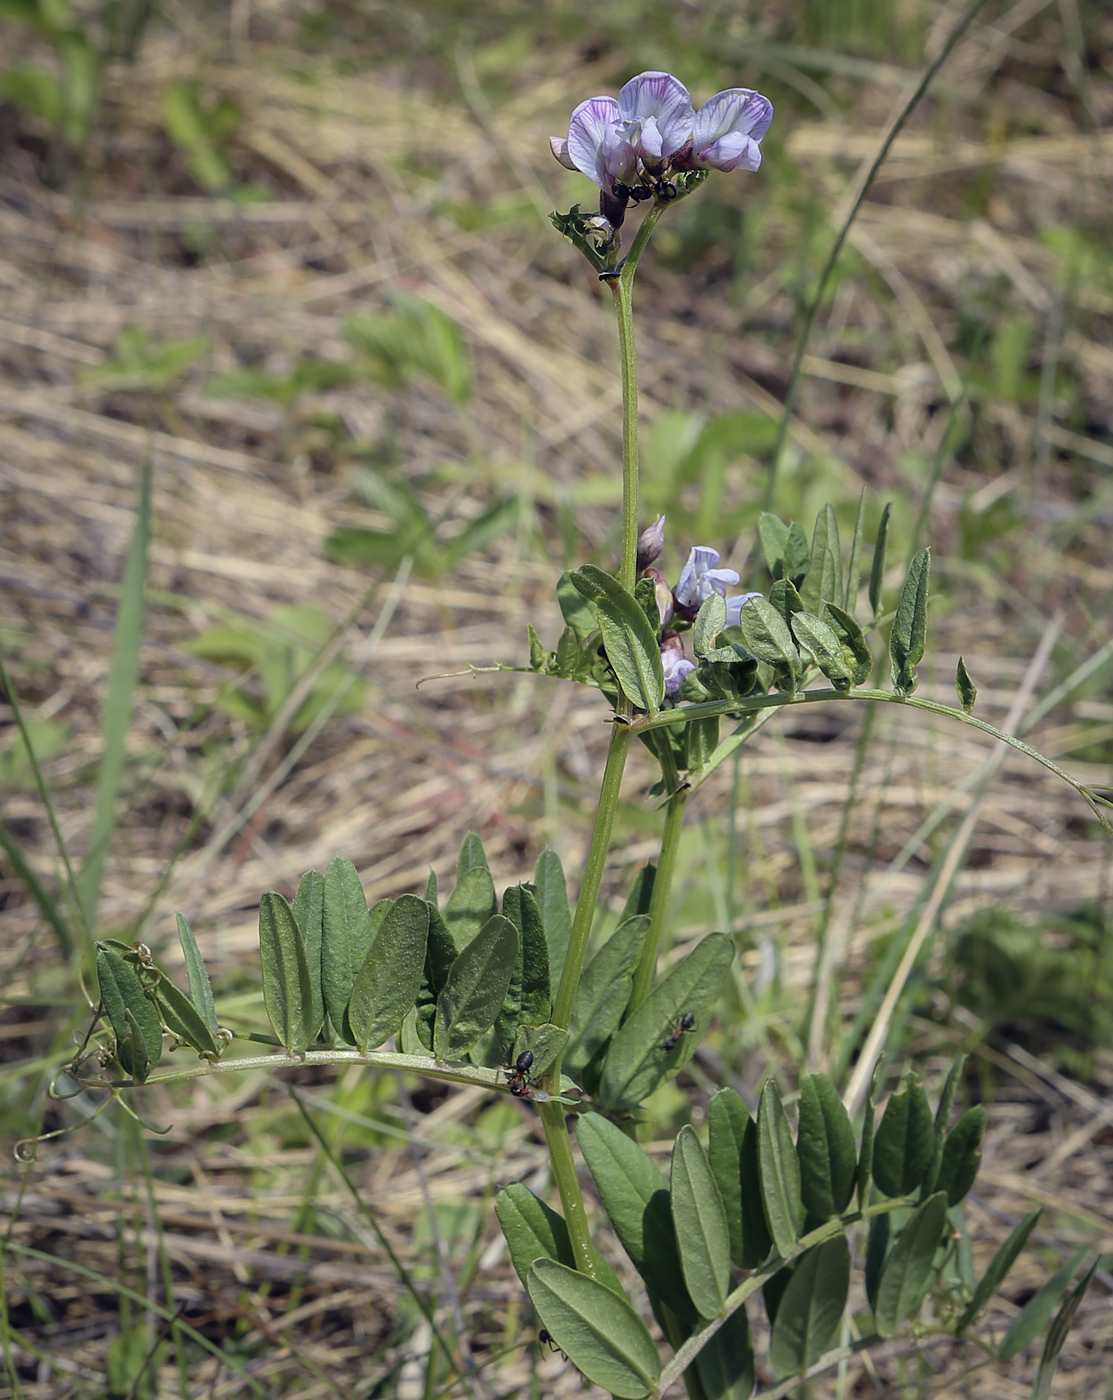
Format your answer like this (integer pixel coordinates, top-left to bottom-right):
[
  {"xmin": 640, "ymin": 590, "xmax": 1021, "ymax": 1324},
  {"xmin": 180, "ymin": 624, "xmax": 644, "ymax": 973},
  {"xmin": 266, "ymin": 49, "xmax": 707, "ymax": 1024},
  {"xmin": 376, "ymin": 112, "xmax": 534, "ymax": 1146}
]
[{"xmin": 2, "ymin": 1, "xmax": 1112, "ymax": 1396}]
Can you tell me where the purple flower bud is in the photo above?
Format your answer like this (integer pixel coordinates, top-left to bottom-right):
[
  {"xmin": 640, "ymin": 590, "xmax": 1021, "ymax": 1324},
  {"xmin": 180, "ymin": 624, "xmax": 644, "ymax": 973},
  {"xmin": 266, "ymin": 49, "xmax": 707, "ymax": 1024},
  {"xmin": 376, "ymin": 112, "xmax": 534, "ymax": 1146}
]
[
  {"xmin": 691, "ymin": 89, "xmax": 774, "ymax": 173},
  {"xmin": 674, "ymin": 546, "xmax": 741, "ymax": 616},
  {"xmin": 637, "ymin": 514, "xmax": 667, "ymax": 572},
  {"xmin": 615, "ymin": 71, "xmax": 694, "ymax": 169},
  {"xmin": 660, "ymin": 633, "xmax": 695, "ymax": 696}
]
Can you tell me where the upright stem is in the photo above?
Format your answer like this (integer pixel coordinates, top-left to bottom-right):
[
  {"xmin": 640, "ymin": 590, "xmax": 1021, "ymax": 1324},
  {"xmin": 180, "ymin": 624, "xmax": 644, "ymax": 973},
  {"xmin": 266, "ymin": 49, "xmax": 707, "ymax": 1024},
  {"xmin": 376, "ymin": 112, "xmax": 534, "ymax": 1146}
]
[
  {"xmin": 610, "ymin": 272, "xmax": 639, "ymax": 595},
  {"xmin": 550, "ymin": 722, "xmax": 634, "ymax": 1034},
  {"xmin": 607, "ymin": 200, "xmax": 666, "ymax": 593},
  {"xmin": 629, "ymin": 780, "xmax": 689, "ymax": 1014},
  {"xmin": 538, "ymin": 1098, "xmax": 599, "ymax": 1281}
]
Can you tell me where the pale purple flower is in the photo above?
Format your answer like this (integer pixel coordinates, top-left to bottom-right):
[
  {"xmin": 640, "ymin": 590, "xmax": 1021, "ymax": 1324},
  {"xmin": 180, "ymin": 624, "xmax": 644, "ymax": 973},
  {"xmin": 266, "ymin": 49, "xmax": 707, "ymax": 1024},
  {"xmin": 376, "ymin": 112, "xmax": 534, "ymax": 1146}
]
[
  {"xmin": 660, "ymin": 634, "xmax": 695, "ymax": 696},
  {"xmin": 555, "ymin": 96, "xmax": 637, "ymax": 192},
  {"xmin": 690, "ymin": 89, "xmax": 774, "ymax": 173},
  {"xmin": 614, "ymin": 71, "xmax": 694, "ymax": 168},
  {"xmin": 674, "ymin": 547, "xmax": 740, "ymax": 613}
]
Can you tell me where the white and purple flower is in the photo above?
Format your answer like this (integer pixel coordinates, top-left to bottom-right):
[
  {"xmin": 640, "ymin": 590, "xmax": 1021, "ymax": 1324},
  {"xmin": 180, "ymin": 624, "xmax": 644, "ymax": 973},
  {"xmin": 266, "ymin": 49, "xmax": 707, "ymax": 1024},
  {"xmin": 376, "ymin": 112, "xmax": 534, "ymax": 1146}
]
[
  {"xmin": 551, "ymin": 71, "xmax": 773, "ymax": 225},
  {"xmin": 688, "ymin": 89, "xmax": 774, "ymax": 174}
]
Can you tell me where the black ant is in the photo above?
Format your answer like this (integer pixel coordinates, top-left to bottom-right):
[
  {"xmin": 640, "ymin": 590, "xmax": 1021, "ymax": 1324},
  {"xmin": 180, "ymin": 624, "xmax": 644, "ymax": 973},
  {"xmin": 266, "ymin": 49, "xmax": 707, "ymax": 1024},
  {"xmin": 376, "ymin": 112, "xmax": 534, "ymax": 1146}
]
[
  {"xmin": 662, "ymin": 1011, "xmax": 696, "ymax": 1052},
  {"xmin": 538, "ymin": 1328, "xmax": 568, "ymax": 1361},
  {"xmin": 506, "ymin": 1049, "xmax": 538, "ymax": 1098}
]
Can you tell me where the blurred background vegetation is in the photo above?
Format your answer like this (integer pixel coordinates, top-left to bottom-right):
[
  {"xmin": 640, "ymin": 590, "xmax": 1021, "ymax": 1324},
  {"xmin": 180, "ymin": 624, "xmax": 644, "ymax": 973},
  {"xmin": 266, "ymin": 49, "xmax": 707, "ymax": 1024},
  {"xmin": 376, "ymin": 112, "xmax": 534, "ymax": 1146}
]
[{"xmin": 1, "ymin": 0, "xmax": 1111, "ymax": 1395}]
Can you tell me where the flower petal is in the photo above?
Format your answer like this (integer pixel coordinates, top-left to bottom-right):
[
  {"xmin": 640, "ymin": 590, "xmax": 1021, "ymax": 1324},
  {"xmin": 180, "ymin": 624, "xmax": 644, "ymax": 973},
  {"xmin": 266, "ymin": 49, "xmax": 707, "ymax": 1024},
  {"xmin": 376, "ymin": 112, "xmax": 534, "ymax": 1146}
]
[
  {"xmin": 549, "ymin": 136, "xmax": 576, "ymax": 170},
  {"xmin": 692, "ymin": 89, "xmax": 773, "ymax": 172},
  {"xmin": 567, "ymin": 96, "xmax": 636, "ymax": 189},
  {"xmin": 617, "ymin": 71, "xmax": 694, "ymax": 161}
]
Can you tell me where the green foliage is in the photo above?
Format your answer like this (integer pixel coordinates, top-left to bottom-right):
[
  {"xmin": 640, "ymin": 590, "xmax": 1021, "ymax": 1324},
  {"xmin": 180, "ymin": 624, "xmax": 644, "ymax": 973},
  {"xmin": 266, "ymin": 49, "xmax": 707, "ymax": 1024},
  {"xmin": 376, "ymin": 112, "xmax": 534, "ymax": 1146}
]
[
  {"xmin": 343, "ymin": 294, "xmax": 472, "ymax": 404},
  {"xmin": 81, "ymin": 325, "xmax": 208, "ymax": 393},
  {"xmin": 949, "ymin": 905, "xmax": 1113, "ymax": 1065},
  {"xmin": 186, "ymin": 604, "xmax": 368, "ymax": 733},
  {"xmin": 162, "ymin": 80, "xmax": 241, "ymax": 192},
  {"xmin": 326, "ymin": 466, "xmax": 518, "ymax": 583}
]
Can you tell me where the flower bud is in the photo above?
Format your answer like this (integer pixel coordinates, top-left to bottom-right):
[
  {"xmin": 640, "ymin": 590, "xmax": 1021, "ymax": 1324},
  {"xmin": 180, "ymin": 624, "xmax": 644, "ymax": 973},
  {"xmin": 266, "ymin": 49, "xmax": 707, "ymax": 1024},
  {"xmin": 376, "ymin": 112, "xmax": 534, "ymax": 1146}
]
[{"xmin": 637, "ymin": 514, "xmax": 666, "ymax": 572}]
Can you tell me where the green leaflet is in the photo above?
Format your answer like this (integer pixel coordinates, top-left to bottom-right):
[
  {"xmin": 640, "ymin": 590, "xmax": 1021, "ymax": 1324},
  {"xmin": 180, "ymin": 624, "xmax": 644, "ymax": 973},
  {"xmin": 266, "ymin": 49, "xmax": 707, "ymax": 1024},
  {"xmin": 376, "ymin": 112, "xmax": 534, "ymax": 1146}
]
[
  {"xmin": 694, "ymin": 1306, "xmax": 754, "ymax": 1400},
  {"xmin": 873, "ymin": 1191, "xmax": 948, "ymax": 1337},
  {"xmin": 757, "ymin": 1079, "xmax": 804, "ymax": 1258},
  {"xmin": 457, "ymin": 831, "xmax": 489, "ymax": 877},
  {"xmin": 768, "ymin": 1235, "xmax": 851, "ymax": 1379},
  {"xmin": 496, "ymin": 1181, "xmax": 576, "ymax": 1280},
  {"xmin": 433, "ymin": 914, "xmax": 518, "ymax": 1062},
  {"xmin": 790, "ymin": 611, "xmax": 855, "ymax": 689},
  {"xmin": 872, "ymin": 1073, "xmax": 934, "ymax": 1198},
  {"xmin": 444, "ymin": 863, "xmax": 497, "ymax": 952},
  {"xmin": 845, "ymin": 485, "xmax": 867, "ymax": 611},
  {"xmin": 868, "ymin": 502, "xmax": 891, "ymax": 621},
  {"xmin": 347, "ymin": 894, "xmax": 429, "ymax": 1051},
  {"xmin": 152, "ymin": 974, "xmax": 219, "ymax": 1058},
  {"xmin": 598, "ymin": 932, "xmax": 733, "ymax": 1112},
  {"xmin": 501, "ymin": 885, "xmax": 551, "ymax": 1028},
  {"xmin": 935, "ymin": 1107, "xmax": 986, "ymax": 1206},
  {"xmin": 998, "ymin": 1248, "xmax": 1090, "ymax": 1362},
  {"xmin": 924, "ymin": 1055, "xmax": 965, "ymax": 1196},
  {"xmin": 796, "ymin": 1073, "xmax": 857, "ymax": 1221},
  {"xmin": 955, "ymin": 1207, "xmax": 1040, "ymax": 1333},
  {"xmin": 291, "ymin": 868, "xmax": 325, "ymax": 1043},
  {"xmin": 693, "ymin": 592, "xmax": 728, "ymax": 659},
  {"xmin": 800, "ymin": 505, "xmax": 842, "ymax": 615},
  {"xmin": 956, "ymin": 656, "xmax": 977, "ymax": 713},
  {"xmin": 889, "ymin": 547, "xmax": 930, "ymax": 693},
  {"xmin": 856, "ymin": 1081, "xmax": 877, "ymax": 1209},
  {"xmin": 563, "ymin": 914, "xmax": 647, "ymax": 1079},
  {"xmin": 556, "ymin": 568, "xmax": 598, "ymax": 642},
  {"xmin": 733, "ymin": 596, "xmax": 801, "ymax": 692},
  {"xmin": 569, "ymin": 564, "xmax": 665, "ymax": 714},
  {"xmin": 176, "ymin": 913, "xmax": 217, "ymax": 1034},
  {"xmin": 1031, "ymin": 1260, "xmax": 1098, "ymax": 1400},
  {"xmin": 527, "ymin": 1259, "xmax": 660, "ymax": 1400},
  {"xmin": 533, "ymin": 847, "xmax": 572, "ymax": 987},
  {"xmin": 321, "ymin": 856, "xmax": 374, "ymax": 1039},
  {"xmin": 576, "ymin": 1112, "xmax": 697, "ymax": 1324},
  {"xmin": 707, "ymin": 1088, "xmax": 771, "ymax": 1270},
  {"xmin": 95, "ymin": 944, "xmax": 163, "ymax": 1083},
  {"xmin": 758, "ymin": 512, "xmax": 789, "ymax": 579},
  {"xmin": 671, "ymin": 1125, "xmax": 731, "ymax": 1319},
  {"xmin": 415, "ymin": 898, "xmax": 456, "ymax": 1052},
  {"xmin": 258, "ymin": 891, "xmax": 315, "ymax": 1055},
  {"xmin": 821, "ymin": 602, "xmax": 873, "ymax": 685},
  {"xmin": 495, "ymin": 1182, "xmax": 621, "ymax": 1295},
  {"xmin": 864, "ymin": 1211, "xmax": 890, "ymax": 1313}
]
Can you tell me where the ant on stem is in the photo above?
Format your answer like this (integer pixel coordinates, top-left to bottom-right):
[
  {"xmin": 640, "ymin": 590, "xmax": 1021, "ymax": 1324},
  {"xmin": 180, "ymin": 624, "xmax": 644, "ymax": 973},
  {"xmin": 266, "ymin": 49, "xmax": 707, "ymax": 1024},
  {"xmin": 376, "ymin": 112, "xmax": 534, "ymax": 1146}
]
[{"xmin": 505, "ymin": 1049, "xmax": 539, "ymax": 1098}]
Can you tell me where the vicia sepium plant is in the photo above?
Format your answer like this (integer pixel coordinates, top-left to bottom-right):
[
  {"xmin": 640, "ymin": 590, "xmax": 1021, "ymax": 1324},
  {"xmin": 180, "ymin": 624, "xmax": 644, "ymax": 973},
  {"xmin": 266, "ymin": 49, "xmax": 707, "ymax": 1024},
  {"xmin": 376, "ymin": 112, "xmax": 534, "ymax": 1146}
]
[{"xmin": 60, "ymin": 68, "xmax": 1108, "ymax": 1398}]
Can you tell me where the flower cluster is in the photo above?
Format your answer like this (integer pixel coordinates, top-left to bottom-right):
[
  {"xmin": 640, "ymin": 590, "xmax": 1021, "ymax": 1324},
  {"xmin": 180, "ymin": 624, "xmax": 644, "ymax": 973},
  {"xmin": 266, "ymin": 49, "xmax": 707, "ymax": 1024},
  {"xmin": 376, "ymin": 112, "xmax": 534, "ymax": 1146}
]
[
  {"xmin": 638, "ymin": 516, "xmax": 762, "ymax": 696},
  {"xmin": 551, "ymin": 71, "xmax": 773, "ymax": 227}
]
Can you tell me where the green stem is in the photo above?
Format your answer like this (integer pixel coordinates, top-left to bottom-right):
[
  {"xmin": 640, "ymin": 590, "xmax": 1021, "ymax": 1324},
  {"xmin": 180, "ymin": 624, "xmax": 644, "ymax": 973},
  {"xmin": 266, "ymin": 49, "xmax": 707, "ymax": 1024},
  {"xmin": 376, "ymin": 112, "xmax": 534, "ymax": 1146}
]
[
  {"xmin": 550, "ymin": 722, "xmax": 635, "ymax": 1034},
  {"xmin": 538, "ymin": 1098, "xmax": 599, "ymax": 1281},
  {"xmin": 607, "ymin": 201, "xmax": 667, "ymax": 593},
  {"xmin": 629, "ymin": 761, "xmax": 689, "ymax": 1015}
]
